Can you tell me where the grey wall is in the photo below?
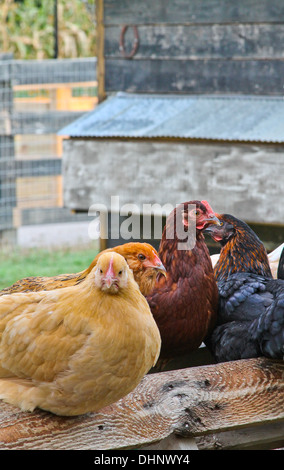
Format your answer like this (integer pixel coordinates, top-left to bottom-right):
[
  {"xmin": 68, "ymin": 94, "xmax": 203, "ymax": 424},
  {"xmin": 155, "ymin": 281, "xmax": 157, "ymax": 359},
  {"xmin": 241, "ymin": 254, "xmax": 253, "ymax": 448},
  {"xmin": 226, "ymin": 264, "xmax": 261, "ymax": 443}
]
[{"xmin": 62, "ymin": 139, "xmax": 284, "ymax": 225}]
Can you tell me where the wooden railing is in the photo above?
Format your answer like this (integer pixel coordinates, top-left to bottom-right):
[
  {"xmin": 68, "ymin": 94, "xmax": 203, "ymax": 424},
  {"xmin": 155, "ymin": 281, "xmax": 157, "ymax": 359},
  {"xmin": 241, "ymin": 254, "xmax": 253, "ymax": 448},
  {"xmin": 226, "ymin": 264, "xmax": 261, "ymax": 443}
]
[{"xmin": 0, "ymin": 357, "xmax": 283, "ymax": 450}]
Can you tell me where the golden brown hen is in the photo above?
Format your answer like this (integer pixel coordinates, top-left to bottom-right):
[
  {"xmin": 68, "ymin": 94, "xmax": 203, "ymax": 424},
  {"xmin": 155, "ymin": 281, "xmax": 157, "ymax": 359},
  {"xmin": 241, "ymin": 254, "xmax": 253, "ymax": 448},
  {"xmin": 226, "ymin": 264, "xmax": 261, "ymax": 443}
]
[
  {"xmin": 0, "ymin": 242, "xmax": 166, "ymax": 298},
  {"xmin": 0, "ymin": 252, "xmax": 161, "ymax": 416}
]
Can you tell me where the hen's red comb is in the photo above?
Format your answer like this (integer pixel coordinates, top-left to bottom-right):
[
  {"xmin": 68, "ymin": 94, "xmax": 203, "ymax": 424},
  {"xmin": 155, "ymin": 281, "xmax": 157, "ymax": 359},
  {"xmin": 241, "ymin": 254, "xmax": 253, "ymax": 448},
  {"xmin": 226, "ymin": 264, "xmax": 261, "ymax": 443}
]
[{"xmin": 201, "ymin": 200, "xmax": 214, "ymax": 214}]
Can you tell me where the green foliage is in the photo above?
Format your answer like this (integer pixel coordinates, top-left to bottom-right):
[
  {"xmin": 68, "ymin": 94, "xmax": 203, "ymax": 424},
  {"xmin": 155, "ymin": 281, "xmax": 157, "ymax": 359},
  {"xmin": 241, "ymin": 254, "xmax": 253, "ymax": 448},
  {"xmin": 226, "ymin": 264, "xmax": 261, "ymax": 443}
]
[{"xmin": 0, "ymin": 0, "xmax": 96, "ymax": 59}]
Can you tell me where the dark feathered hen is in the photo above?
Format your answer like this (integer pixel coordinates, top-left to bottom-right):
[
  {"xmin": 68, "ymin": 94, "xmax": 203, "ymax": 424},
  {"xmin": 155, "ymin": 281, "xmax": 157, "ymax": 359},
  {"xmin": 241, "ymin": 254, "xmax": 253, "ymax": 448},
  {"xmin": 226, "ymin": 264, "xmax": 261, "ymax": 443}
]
[
  {"xmin": 147, "ymin": 200, "xmax": 220, "ymax": 362},
  {"xmin": 204, "ymin": 214, "xmax": 284, "ymax": 362},
  {"xmin": 211, "ymin": 214, "xmax": 272, "ymax": 281}
]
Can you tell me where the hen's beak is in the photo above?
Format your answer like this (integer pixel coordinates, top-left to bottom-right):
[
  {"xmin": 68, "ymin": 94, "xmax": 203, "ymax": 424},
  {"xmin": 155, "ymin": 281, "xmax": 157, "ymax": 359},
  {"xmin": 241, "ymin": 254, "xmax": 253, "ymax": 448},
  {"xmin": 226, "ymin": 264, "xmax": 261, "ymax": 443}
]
[
  {"xmin": 144, "ymin": 259, "xmax": 167, "ymax": 277},
  {"xmin": 104, "ymin": 276, "xmax": 114, "ymax": 288},
  {"xmin": 203, "ymin": 225, "xmax": 215, "ymax": 234},
  {"xmin": 154, "ymin": 262, "xmax": 167, "ymax": 277},
  {"xmin": 203, "ymin": 214, "xmax": 221, "ymax": 226}
]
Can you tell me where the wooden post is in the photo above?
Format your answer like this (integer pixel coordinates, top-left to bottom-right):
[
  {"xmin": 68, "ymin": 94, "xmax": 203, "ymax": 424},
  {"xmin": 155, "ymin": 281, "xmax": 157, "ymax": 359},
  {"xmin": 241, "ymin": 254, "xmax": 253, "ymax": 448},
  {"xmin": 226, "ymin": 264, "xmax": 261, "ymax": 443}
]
[
  {"xmin": 96, "ymin": 0, "xmax": 106, "ymax": 103},
  {"xmin": 96, "ymin": 0, "xmax": 106, "ymax": 250}
]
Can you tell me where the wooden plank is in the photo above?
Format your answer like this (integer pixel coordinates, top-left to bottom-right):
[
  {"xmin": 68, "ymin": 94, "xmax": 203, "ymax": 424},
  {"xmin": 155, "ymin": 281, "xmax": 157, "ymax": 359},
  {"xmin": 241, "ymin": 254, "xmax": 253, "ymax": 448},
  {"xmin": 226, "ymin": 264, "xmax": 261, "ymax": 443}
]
[
  {"xmin": 96, "ymin": 0, "xmax": 106, "ymax": 102},
  {"xmin": 0, "ymin": 358, "xmax": 282, "ymax": 450},
  {"xmin": 105, "ymin": 58, "xmax": 284, "ymax": 94},
  {"xmin": 105, "ymin": 24, "xmax": 284, "ymax": 60},
  {"xmin": 104, "ymin": 0, "xmax": 284, "ymax": 25},
  {"xmin": 145, "ymin": 422, "xmax": 284, "ymax": 450},
  {"xmin": 144, "ymin": 434, "xmax": 199, "ymax": 450},
  {"xmin": 195, "ymin": 421, "xmax": 284, "ymax": 450}
]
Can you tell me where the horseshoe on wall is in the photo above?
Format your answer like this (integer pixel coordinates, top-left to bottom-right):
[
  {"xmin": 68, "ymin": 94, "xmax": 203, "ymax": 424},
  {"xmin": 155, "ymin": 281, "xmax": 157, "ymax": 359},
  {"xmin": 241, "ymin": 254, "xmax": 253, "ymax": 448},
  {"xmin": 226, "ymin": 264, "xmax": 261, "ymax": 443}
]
[{"xmin": 119, "ymin": 25, "xmax": 139, "ymax": 59}]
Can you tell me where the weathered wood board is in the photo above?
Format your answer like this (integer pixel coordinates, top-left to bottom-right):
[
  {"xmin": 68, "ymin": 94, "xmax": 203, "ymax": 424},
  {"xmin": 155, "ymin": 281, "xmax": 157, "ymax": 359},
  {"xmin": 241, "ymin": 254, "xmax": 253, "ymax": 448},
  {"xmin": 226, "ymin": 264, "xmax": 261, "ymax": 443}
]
[
  {"xmin": 104, "ymin": 0, "xmax": 284, "ymax": 25},
  {"xmin": 102, "ymin": 0, "xmax": 284, "ymax": 95},
  {"xmin": 105, "ymin": 24, "xmax": 284, "ymax": 60},
  {"xmin": 105, "ymin": 59, "xmax": 284, "ymax": 95},
  {"xmin": 0, "ymin": 357, "xmax": 283, "ymax": 450},
  {"xmin": 62, "ymin": 139, "xmax": 284, "ymax": 226}
]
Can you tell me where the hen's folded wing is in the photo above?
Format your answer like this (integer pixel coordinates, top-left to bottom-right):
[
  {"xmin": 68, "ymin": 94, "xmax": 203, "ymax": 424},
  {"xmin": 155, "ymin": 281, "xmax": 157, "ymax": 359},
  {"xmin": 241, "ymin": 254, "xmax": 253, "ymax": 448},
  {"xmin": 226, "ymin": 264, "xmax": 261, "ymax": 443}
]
[
  {"xmin": 217, "ymin": 273, "xmax": 274, "ymax": 323},
  {"xmin": 0, "ymin": 291, "xmax": 89, "ymax": 382},
  {"xmin": 251, "ymin": 280, "xmax": 284, "ymax": 359}
]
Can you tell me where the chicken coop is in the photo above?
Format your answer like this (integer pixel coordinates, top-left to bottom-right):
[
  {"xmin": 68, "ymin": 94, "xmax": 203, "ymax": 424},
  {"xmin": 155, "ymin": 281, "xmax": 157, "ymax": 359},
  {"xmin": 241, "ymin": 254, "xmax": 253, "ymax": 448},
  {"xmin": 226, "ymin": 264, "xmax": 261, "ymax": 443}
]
[{"xmin": 1, "ymin": 0, "xmax": 283, "ymax": 453}]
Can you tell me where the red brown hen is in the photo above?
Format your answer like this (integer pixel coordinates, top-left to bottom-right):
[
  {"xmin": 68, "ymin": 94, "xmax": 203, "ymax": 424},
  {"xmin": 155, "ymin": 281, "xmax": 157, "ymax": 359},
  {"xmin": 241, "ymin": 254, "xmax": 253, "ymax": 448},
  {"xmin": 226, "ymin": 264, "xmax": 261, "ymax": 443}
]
[{"xmin": 147, "ymin": 200, "xmax": 220, "ymax": 363}]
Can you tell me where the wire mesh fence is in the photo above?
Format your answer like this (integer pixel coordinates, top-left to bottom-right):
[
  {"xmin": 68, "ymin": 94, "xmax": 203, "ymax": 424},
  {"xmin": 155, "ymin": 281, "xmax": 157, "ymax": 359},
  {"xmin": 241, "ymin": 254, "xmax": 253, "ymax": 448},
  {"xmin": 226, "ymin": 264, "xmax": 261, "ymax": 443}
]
[{"xmin": 0, "ymin": 55, "xmax": 97, "ymax": 246}]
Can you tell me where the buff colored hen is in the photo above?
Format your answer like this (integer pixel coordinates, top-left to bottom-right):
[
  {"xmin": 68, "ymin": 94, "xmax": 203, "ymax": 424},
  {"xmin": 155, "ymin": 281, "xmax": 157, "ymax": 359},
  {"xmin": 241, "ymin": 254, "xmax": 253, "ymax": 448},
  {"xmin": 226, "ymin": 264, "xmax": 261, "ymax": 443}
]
[{"xmin": 0, "ymin": 252, "xmax": 161, "ymax": 416}]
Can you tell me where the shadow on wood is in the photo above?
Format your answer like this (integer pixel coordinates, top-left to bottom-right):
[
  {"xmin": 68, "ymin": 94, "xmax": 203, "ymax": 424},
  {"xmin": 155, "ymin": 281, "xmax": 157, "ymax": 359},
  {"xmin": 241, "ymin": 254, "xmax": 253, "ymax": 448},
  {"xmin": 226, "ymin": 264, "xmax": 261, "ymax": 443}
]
[{"xmin": 0, "ymin": 357, "xmax": 283, "ymax": 450}]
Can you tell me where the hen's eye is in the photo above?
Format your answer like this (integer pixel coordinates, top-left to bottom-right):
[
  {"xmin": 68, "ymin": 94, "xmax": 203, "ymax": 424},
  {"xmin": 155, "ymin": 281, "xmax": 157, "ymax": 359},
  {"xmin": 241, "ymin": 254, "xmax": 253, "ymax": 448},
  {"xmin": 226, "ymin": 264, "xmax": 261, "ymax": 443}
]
[
  {"xmin": 100, "ymin": 269, "xmax": 103, "ymax": 274},
  {"xmin": 219, "ymin": 221, "xmax": 223, "ymax": 226},
  {"xmin": 195, "ymin": 210, "xmax": 200, "ymax": 216},
  {"xmin": 138, "ymin": 254, "xmax": 146, "ymax": 260},
  {"xmin": 118, "ymin": 270, "xmax": 122, "ymax": 275}
]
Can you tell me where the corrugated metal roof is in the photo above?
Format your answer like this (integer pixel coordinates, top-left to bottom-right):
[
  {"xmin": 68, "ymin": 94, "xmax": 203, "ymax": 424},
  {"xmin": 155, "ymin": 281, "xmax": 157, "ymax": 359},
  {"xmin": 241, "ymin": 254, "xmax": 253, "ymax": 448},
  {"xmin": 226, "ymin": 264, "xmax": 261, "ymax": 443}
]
[{"xmin": 58, "ymin": 93, "xmax": 284, "ymax": 143}]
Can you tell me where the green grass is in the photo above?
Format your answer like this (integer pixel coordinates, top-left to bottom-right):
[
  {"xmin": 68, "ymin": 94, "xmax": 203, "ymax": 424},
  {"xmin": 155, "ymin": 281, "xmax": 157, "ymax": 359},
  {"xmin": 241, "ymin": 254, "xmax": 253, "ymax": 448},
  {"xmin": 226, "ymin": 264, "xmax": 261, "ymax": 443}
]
[{"xmin": 0, "ymin": 244, "xmax": 99, "ymax": 290}]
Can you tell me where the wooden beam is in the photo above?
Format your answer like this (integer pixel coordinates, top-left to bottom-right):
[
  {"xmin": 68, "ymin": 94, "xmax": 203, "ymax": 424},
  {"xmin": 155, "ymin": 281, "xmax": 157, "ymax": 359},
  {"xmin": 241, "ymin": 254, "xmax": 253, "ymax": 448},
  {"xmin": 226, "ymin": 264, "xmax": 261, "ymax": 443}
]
[
  {"xmin": 96, "ymin": 0, "xmax": 106, "ymax": 103},
  {"xmin": 105, "ymin": 24, "xmax": 284, "ymax": 60},
  {"xmin": 0, "ymin": 357, "xmax": 283, "ymax": 450},
  {"xmin": 103, "ymin": 0, "xmax": 284, "ymax": 25},
  {"xmin": 105, "ymin": 57, "xmax": 284, "ymax": 95},
  {"xmin": 195, "ymin": 421, "xmax": 284, "ymax": 450}
]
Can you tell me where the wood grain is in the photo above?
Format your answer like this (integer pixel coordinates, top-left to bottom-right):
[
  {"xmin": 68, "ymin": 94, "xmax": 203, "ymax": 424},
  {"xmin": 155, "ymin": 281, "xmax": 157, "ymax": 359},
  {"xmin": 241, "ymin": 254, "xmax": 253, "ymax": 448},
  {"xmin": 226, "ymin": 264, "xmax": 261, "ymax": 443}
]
[
  {"xmin": 104, "ymin": 0, "xmax": 284, "ymax": 25},
  {"xmin": 96, "ymin": 0, "xmax": 106, "ymax": 103},
  {"xmin": 0, "ymin": 357, "xmax": 283, "ymax": 450},
  {"xmin": 195, "ymin": 421, "xmax": 284, "ymax": 450},
  {"xmin": 102, "ymin": 1, "xmax": 284, "ymax": 95},
  {"xmin": 105, "ymin": 24, "xmax": 284, "ymax": 60},
  {"xmin": 105, "ymin": 58, "xmax": 284, "ymax": 95}
]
